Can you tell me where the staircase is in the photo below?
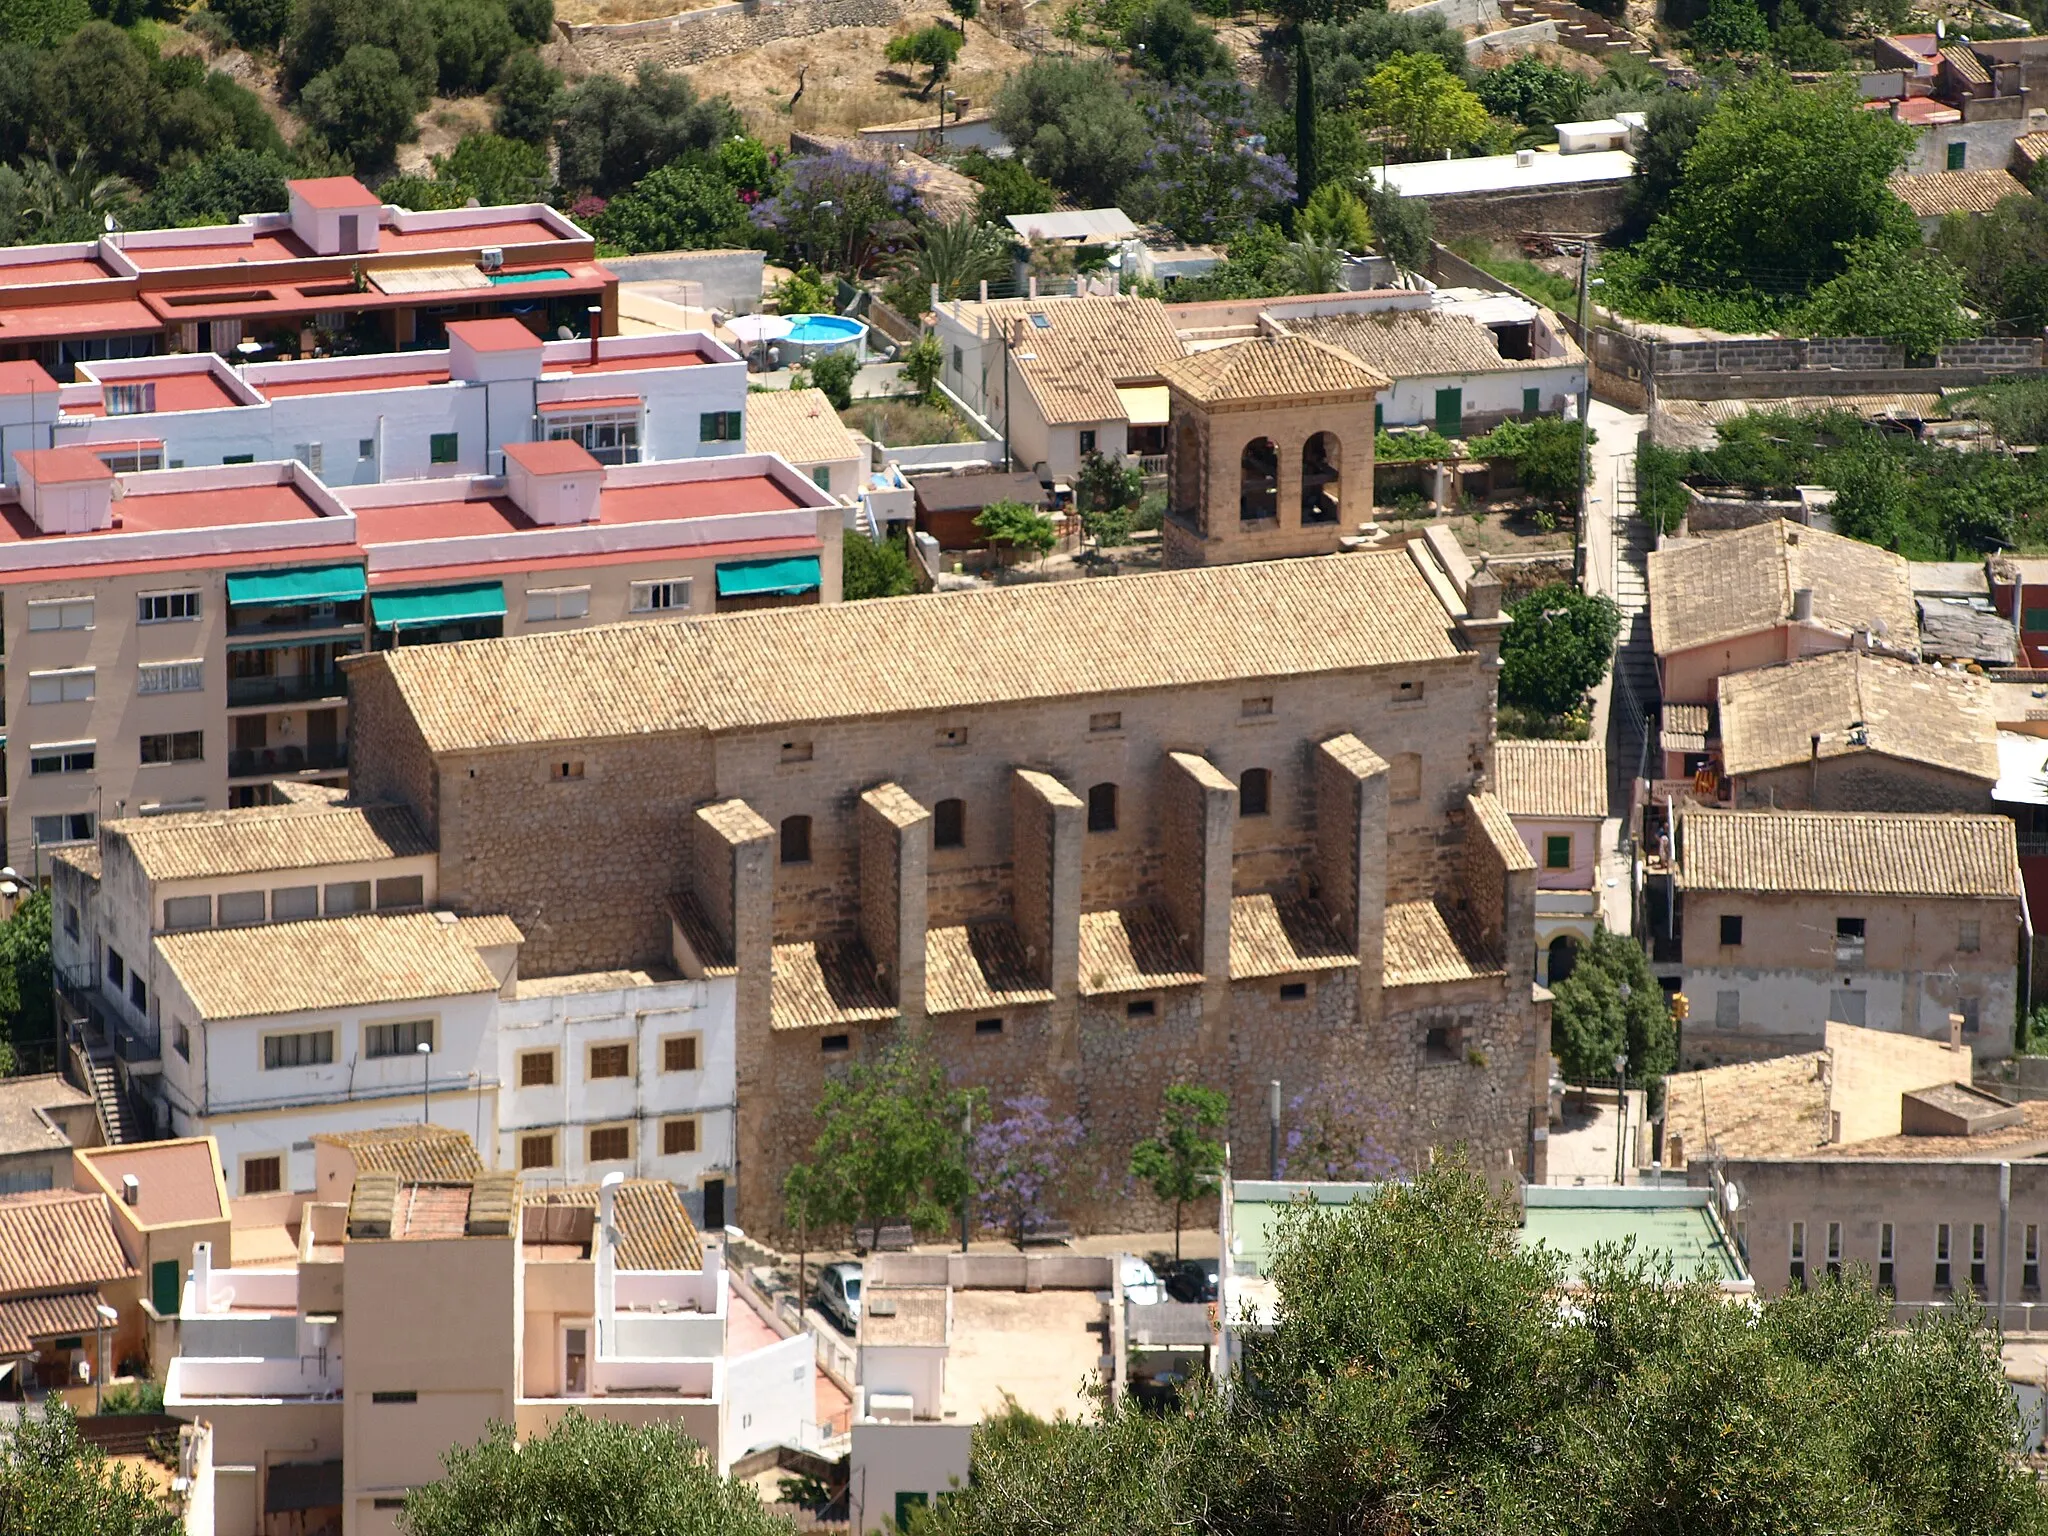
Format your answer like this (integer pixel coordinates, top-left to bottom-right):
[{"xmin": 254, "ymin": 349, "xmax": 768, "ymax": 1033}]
[
  {"xmin": 1499, "ymin": 0, "xmax": 1652, "ymax": 57},
  {"xmin": 1607, "ymin": 454, "xmax": 1660, "ymax": 798},
  {"xmin": 85, "ymin": 1048, "xmax": 143, "ymax": 1144}
]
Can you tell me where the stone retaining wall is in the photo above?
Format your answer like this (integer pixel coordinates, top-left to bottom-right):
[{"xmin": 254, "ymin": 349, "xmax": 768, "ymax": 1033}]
[{"xmin": 562, "ymin": 0, "xmax": 908, "ymax": 68}]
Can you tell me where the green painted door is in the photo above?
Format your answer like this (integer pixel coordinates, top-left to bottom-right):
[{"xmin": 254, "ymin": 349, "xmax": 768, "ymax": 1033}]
[
  {"xmin": 1434, "ymin": 387, "xmax": 1462, "ymax": 435},
  {"xmin": 1523, "ymin": 386, "xmax": 1541, "ymax": 416},
  {"xmin": 1947, "ymin": 140, "xmax": 1967, "ymax": 170},
  {"xmin": 152, "ymin": 1259, "xmax": 180, "ymax": 1315}
]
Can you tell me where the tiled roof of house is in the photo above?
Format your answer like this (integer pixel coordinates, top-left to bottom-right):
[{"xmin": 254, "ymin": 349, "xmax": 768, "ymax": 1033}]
[
  {"xmin": 1494, "ymin": 740, "xmax": 1608, "ymax": 819},
  {"xmin": 51, "ymin": 844, "xmax": 100, "ymax": 880},
  {"xmin": 526, "ymin": 1179, "xmax": 704, "ymax": 1270},
  {"xmin": 745, "ymin": 387, "xmax": 860, "ymax": 467},
  {"xmin": 0, "ymin": 1190, "xmax": 132, "ymax": 1296},
  {"xmin": 1159, "ymin": 333, "xmax": 1388, "ymax": 407},
  {"xmin": 0, "ymin": 1075, "xmax": 90, "ymax": 1158},
  {"xmin": 313, "ymin": 1126, "xmax": 484, "ymax": 1183},
  {"xmin": 770, "ymin": 936, "xmax": 895, "ymax": 1030},
  {"xmin": 1664, "ymin": 1052, "xmax": 1832, "ymax": 1161},
  {"xmin": 369, "ymin": 551, "xmax": 1470, "ymax": 753},
  {"xmin": 970, "ymin": 295, "xmax": 1185, "ymax": 425},
  {"xmin": 2015, "ymin": 131, "xmax": 2048, "ymax": 173},
  {"xmin": 1676, "ymin": 809, "xmax": 2019, "ymax": 897},
  {"xmin": 1812, "ymin": 1097, "xmax": 2048, "ymax": 1159},
  {"xmin": 1468, "ymin": 790, "xmax": 1537, "ymax": 873},
  {"xmin": 1717, "ymin": 650, "xmax": 1997, "ymax": 781},
  {"xmin": 1078, "ymin": 906, "xmax": 1203, "ymax": 995},
  {"xmin": 1285, "ymin": 309, "xmax": 1582, "ymax": 380},
  {"xmin": 665, "ymin": 891, "xmax": 737, "ymax": 976},
  {"xmin": 1660, "ymin": 702, "xmax": 1712, "ymax": 754},
  {"xmin": 1889, "ymin": 167, "xmax": 2025, "ymax": 218},
  {"xmin": 1939, "ymin": 43, "xmax": 1992, "ymax": 84},
  {"xmin": 1228, "ymin": 893, "xmax": 1355, "ymax": 979},
  {"xmin": 1646, "ymin": 520, "xmax": 1917, "ymax": 658},
  {"xmin": 1382, "ymin": 899, "xmax": 1503, "ymax": 987},
  {"xmin": 156, "ymin": 911, "xmax": 512, "ymax": 1020},
  {"xmin": 924, "ymin": 921, "xmax": 1055, "ymax": 1014},
  {"xmin": 106, "ymin": 800, "xmax": 432, "ymax": 883},
  {"xmin": 0, "ymin": 1291, "xmax": 120, "ymax": 1355}
]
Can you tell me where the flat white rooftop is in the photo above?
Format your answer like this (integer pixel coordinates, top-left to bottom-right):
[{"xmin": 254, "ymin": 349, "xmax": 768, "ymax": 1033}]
[{"xmin": 1369, "ymin": 149, "xmax": 1636, "ymax": 199}]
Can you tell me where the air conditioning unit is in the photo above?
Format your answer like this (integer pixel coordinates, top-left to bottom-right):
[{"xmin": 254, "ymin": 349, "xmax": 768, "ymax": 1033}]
[{"xmin": 479, "ymin": 247, "xmax": 505, "ymax": 272}]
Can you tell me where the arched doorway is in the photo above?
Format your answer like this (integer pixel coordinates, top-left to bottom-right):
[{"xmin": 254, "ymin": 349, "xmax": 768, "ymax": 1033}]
[
  {"xmin": 1547, "ymin": 934, "xmax": 1580, "ymax": 985},
  {"xmin": 1240, "ymin": 437, "xmax": 1278, "ymax": 522},
  {"xmin": 1301, "ymin": 432, "xmax": 1340, "ymax": 523}
]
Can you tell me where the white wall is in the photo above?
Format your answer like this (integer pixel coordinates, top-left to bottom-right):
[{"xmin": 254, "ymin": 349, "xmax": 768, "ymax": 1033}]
[
  {"xmin": 849, "ymin": 1422, "xmax": 973, "ymax": 1536},
  {"xmin": 723, "ymin": 1330, "xmax": 817, "ymax": 1467},
  {"xmin": 1377, "ymin": 362, "xmax": 1584, "ymax": 429},
  {"xmin": 1679, "ymin": 963, "xmax": 2018, "ymax": 1060}
]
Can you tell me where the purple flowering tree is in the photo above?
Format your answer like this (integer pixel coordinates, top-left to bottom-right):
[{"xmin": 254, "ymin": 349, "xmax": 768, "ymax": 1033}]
[
  {"xmin": 1278, "ymin": 1082, "xmax": 1404, "ymax": 1182},
  {"xmin": 1131, "ymin": 79, "xmax": 1296, "ymax": 247},
  {"xmin": 973, "ymin": 1096, "xmax": 1085, "ymax": 1250},
  {"xmin": 751, "ymin": 148, "xmax": 921, "ymax": 278}
]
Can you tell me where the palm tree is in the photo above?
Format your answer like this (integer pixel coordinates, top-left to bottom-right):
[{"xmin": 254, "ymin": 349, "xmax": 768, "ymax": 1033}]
[
  {"xmin": 1286, "ymin": 234, "xmax": 1344, "ymax": 295},
  {"xmin": 18, "ymin": 151, "xmax": 137, "ymax": 240},
  {"xmin": 898, "ymin": 215, "xmax": 1010, "ymax": 305}
]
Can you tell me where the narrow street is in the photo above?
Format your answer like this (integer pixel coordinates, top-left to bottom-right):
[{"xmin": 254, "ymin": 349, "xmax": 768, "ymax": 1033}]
[{"xmin": 1580, "ymin": 400, "xmax": 1651, "ymax": 937}]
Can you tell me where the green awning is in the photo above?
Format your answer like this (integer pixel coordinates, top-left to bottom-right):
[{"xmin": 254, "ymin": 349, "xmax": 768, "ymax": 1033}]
[
  {"xmin": 716, "ymin": 555, "xmax": 821, "ymax": 598},
  {"xmin": 226, "ymin": 564, "xmax": 367, "ymax": 607},
  {"xmin": 371, "ymin": 581, "xmax": 507, "ymax": 630}
]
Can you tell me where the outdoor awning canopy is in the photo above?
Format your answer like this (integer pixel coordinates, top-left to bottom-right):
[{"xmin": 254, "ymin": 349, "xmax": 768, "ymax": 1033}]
[
  {"xmin": 1115, "ymin": 385, "xmax": 1170, "ymax": 427},
  {"xmin": 716, "ymin": 556, "xmax": 821, "ymax": 598},
  {"xmin": 372, "ymin": 581, "xmax": 506, "ymax": 630},
  {"xmin": 226, "ymin": 564, "xmax": 366, "ymax": 606}
]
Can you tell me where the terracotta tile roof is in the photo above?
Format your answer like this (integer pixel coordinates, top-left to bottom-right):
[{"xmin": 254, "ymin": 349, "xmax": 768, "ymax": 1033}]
[
  {"xmin": 1661, "ymin": 703, "xmax": 1712, "ymax": 754},
  {"xmin": 967, "ymin": 295, "xmax": 1185, "ymax": 426},
  {"xmin": 665, "ymin": 891, "xmax": 736, "ymax": 975},
  {"xmin": 746, "ymin": 387, "xmax": 860, "ymax": 467},
  {"xmin": 1285, "ymin": 309, "xmax": 1581, "ymax": 381},
  {"xmin": 0, "ymin": 1291, "xmax": 118, "ymax": 1354},
  {"xmin": 1889, "ymin": 167, "xmax": 2025, "ymax": 217},
  {"xmin": 0, "ymin": 1075, "xmax": 91, "ymax": 1158},
  {"xmin": 1676, "ymin": 809, "xmax": 2020, "ymax": 898},
  {"xmin": 347, "ymin": 1172, "xmax": 518, "ymax": 1239},
  {"xmin": 1717, "ymin": 651, "xmax": 1997, "ymax": 781},
  {"xmin": 1494, "ymin": 740, "xmax": 1607, "ymax": 819},
  {"xmin": 1383, "ymin": 899, "xmax": 1503, "ymax": 987},
  {"xmin": 1647, "ymin": 520, "xmax": 1917, "ymax": 659},
  {"xmin": 1664, "ymin": 1052, "xmax": 1831, "ymax": 1161},
  {"xmin": 0, "ymin": 1191, "xmax": 132, "ymax": 1295},
  {"xmin": 1228, "ymin": 893, "xmax": 1355, "ymax": 979},
  {"xmin": 771, "ymin": 936, "xmax": 895, "ymax": 1030},
  {"xmin": 1159, "ymin": 333, "xmax": 1388, "ymax": 408},
  {"xmin": 76, "ymin": 1139, "xmax": 226, "ymax": 1226},
  {"xmin": 529, "ymin": 1178, "xmax": 704, "ymax": 1269},
  {"xmin": 2015, "ymin": 131, "xmax": 2048, "ymax": 172},
  {"xmin": 1078, "ymin": 906, "xmax": 1203, "ymax": 995},
  {"xmin": 924, "ymin": 921, "xmax": 1055, "ymax": 1014},
  {"xmin": 1468, "ymin": 790, "xmax": 1537, "ymax": 872},
  {"xmin": 1813, "ymin": 1097, "xmax": 2048, "ymax": 1159},
  {"xmin": 1939, "ymin": 43, "xmax": 1991, "ymax": 84},
  {"xmin": 1657, "ymin": 395, "xmax": 1946, "ymax": 432},
  {"xmin": 106, "ymin": 800, "xmax": 432, "ymax": 883},
  {"xmin": 51, "ymin": 844, "xmax": 100, "ymax": 880},
  {"xmin": 313, "ymin": 1126, "xmax": 483, "ymax": 1183},
  {"xmin": 369, "ymin": 551, "xmax": 1469, "ymax": 754},
  {"xmin": 156, "ymin": 911, "xmax": 511, "ymax": 1020}
]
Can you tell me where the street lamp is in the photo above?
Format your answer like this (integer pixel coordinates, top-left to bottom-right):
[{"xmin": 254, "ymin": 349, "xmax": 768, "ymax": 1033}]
[
  {"xmin": 1612, "ymin": 1051, "xmax": 1629, "ymax": 1186},
  {"xmin": 1268, "ymin": 1079, "xmax": 1282, "ymax": 1179},
  {"xmin": 416, "ymin": 1038, "xmax": 432, "ymax": 1126},
  {"xmin": 94, "ymin": 1302, "xmax": 117, "ymax": 1413}
]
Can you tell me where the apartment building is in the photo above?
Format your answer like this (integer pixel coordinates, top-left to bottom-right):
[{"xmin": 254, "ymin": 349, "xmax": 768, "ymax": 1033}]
[
  {"xmin": 344, "ymin": 545, "xmax": 1552, "ymax": 1235},
  {"xmin": 1715, "ymin": 651, "xmax": 1998, "ymax": 813},
  {"xmin": 165, "ymin": 1155, "xmax": 816, "ymax": 1536},
  {"xmin": 0, "ymin": 320, "xmax": 751, "ymax": 485},
  {"xmin": 1493, "ymin": 740, "xmax": 1609, "ymax": 984},
  {"xmin": 0, "ymin": 443, "xmax": 839, "ymax": 868},
  {"xmin": 1647, "ymin": 520, "xmax": 1918, "ymax": 707},
  {"xmin": 49, "ymin": 795, "xmax": 739, "ymax": 1219},
  {"xmin": 1661, "ymin": 809, "xmax": 2025, "ymax": 1060},
  {"xmin": 0, "ymin": 177, "xmax": 611, "ymax": 381}
]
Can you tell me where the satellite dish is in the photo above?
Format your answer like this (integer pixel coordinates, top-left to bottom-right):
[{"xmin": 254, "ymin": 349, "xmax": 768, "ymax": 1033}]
[
  {"xmin": 103, "ymin": 213, "xmax": 118, "ymax": 233},
  {"xmin": 556, "ymin": 326, "xmax": 574, "ymax": 340},
  {"xmin": 1722, "ymin": 1181, "xmax": 1742, "ymax": 1214}
]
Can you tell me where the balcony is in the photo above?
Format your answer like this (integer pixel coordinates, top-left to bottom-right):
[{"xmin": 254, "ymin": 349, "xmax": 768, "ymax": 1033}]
[
  {"xmin": 56, "ymin": 967, "xmax": 158, "ymax": 1062},
  {"xmin": 225, "ymin": 599, "xmax": 364, "ymax": 640},
  {"xmin": 166, "ymin": 1354, "xmax": 341, "ymax": 1403},
  {"xmin": 225, "ymin": 671, "xmax": 350, "ymax": 710},
  {"xmin": 583, "ymin": 1354, "xmax": 717, "ymax": 1399},
  {"xmin": 1535, "ymin": 889, "xmax": 1600, "ymax": 917},
  {"xmin": 228, "ymin": 742, "xmax": 347, "ymax": 780}
]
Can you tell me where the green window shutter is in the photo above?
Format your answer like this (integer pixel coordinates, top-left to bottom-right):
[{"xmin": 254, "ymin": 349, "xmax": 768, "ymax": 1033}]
[
  {"xmin": 1434, "ymin": 387, "xmax": 1462, "ymax": 435},
  {"xmin": 1545, "ymin": 834, "xmax": 1572, "ymax": 869},
  {"xmin": 429, "ymin": 433, "xmax": 459, "ymax": 464},
  {"xmin": 222, "ymin": 454, "xmax": 254, "ymax": 465},
  {"xmin": 813, "ymin": 466, "xmax": 831, "ymax": 492},
  {"xmin": 1948, "ymin": 141, "xmax": 1967, "ymax": 170},
  {"xmin": 1373, "ymin": 402, "xmax": 1383, "ymax": 430},
  {"xmin": 700, "ymin": 411, "xmax": 742, "ymax": 443},
  {"xmin": 1523, "ymin": 386, "xmax": 1540, "ymax": 415},
  {"xmin": 152, "ymin": 1259, "xmax": 180, "ymax": 1315},
  {"xmin": 2024, "ymin": 606, "xmax": 2048, "ymax": 631}
]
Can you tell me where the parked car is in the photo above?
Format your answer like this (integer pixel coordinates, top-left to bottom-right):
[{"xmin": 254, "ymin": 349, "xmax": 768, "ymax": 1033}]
[
  {"xmin": 817, "ymin": 1261, "xmax": 863, "ymax": 1333},
  {"xmin": 1161, "ymin": 1257, "xmax": 1218, "ymax": 1304},
  {"xmin": 1120, "ymin": 1255, "xmax": 1164, "ymax": 1305}
]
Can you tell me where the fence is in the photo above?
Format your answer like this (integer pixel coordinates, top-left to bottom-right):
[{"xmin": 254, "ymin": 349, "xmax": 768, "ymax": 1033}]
[{"xmin": 865, "ymin": 1251, "xmax": 1115, "ymax": 1290}]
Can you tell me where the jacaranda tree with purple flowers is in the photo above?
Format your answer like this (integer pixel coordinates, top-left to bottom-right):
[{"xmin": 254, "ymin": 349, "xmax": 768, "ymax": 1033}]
[
  {"xmin": 1129, "ymin": 79, "xmax": 1294, "ymax": 247},
  {"xmin": 1279, "ymin": 1082, "xmax": 1403, "ymax": 1182},
  {"xmin": 974, "ymin": 1096, "xmax": 1085, "ymax": 1250},
  {"xmin": 752, "ymin": 147, "xmax": 920, "ymax": 277}
]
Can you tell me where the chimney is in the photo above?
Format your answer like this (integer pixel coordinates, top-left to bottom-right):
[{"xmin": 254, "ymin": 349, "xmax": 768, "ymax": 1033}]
[
  {"xmin": 192, "ymin": 1241, "xmax": 213, "ymax": 1312},
  {"xmin": 122, "ymin": 1173, "xmax": 140, "ymax": 1206},
  {"xmin": 596, "ymin": 1170, "xmax": 623, "ymax": 1322},
  {"xmin": 1028, "ymin": 274, "xmax": 1038, "ymax": 299},
  {"xmin": 1792, "ymin": 586, "xmax": 1815, "ymax": 622},
  {"xmin": 1951, "ymin": 1011, "xmax": 1966, "ymax": 1050},
  {"xmin": 978, "ymin": 279, "xmax": 988, "ymax": 303},
  {"xmin": 1515, "ymin": 148, "xmax": 1535, "ymax": 168},
  {"xmin": 587, "ymin": 306, "xmax": 602, "ymax": 366}
]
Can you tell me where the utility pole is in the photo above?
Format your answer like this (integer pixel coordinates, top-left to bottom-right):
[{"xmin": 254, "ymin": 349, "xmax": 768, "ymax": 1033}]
[
  {"xmin": 1268, "ymin": 1079, "xmax": 1281, "ymax": 1179},
  {"xmin": 416, "ymin": 1038, "xmax": 431, "ymax": 1125}
]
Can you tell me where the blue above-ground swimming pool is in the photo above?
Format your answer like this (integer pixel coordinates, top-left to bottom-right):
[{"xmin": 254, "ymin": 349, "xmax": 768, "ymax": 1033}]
[{"xmin": 781, "ymin": 313, "xmax": 868, "ymax": 365}]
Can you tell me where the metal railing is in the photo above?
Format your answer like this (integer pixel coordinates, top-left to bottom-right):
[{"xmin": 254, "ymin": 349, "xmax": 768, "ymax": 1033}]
[
  {"xmin": 57, "ymin": 966, "xmax": 158, "ymax": 1061},
  {"xmin": 225, "ymin": 673, "xmax": 348, "ymax": 709},
  {"xmin": 228, "ymin": 743, "xmax": 346, "ymax": 779}
]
